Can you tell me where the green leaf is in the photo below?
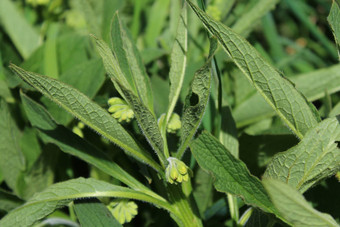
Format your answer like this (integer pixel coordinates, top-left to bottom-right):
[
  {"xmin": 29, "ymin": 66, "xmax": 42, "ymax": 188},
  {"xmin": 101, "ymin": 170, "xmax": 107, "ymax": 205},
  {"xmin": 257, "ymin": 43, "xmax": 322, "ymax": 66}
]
[
  {"xmin": 0, "ymin": 178, "xmax": 174, "ymax": 227},
  {"xmin": 20, "ymin": 91, "xmax": 56, "ymax": 130},
  {"xmin": 263, "ymin": 179, "xmax": 339, "ymax": 227},
  {"xmin": 176, "ymin": 61, "xmax": 212, "ymax": 158},
  {"xmin": 186, "ymin": 0, "xmax": 319, "ymax": 139},
  {"xmin": 144, "ymin": 0, "xmax": 171, "ymax": 48},
  {"xmin": 74, "ymin": 198, "xmax": 122, "ymax": 227},
  {"xmin": 166, "ymin": 3, "xmax": 187, "ymax": 124},
  {"xmin": 0, "ymin": 99, "xmax": 25, "ymax": 193},
  {"xmin": 115, "ymin": 81, "xmax": 166, "ymax": 167},
  {"xmin": 111, "ymin": 12, "xmax": 154, "ymax": 112},
  {"xmin": 263, "ymin": 117, "xmax": 340, "ymax": 193},
  {"xmin": 10, "ymin": 64, "xmax": 162, "ymax": 172},
  {"xmin": 0, "ymin": 189, "xmax": 24, "ymax": 212},
  {"xmin": 0, "ymin": 0, "xmax": 40, "ymax": 58},
  {"xmin": 190, "ymin": 131, "xmax": 277, "ymax": 215},
  {"xmin": 328, "ymin": 0, "xmax": 340, "ymax": 60},
  {"xmin": 231, "ymin": 0, "xmax": 279, "ymax": 37},
  {"xmin": 20, "ymin": 93, "xmax": 164, "ymax": 200}
]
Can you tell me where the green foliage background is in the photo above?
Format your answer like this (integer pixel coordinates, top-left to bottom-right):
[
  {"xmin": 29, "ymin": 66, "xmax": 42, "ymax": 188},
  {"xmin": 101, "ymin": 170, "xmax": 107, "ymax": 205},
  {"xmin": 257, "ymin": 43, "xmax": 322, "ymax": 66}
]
[{"xmin": 0, "ymin": 0, "xmax": 339, "ymax": 226}]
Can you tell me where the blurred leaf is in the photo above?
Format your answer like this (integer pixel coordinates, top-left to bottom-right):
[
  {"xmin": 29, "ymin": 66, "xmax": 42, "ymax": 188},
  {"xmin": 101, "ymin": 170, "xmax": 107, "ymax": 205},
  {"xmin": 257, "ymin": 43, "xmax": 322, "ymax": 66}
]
[
  {"xmin": 111, "ymin": 12, "xmax": 154, "ymax": 112},
  {"xmin": 232, "ymin": 0, "xmax": 279, "ymax": 37},
  {"xmin": 263, "ymin": 179, "xmax": 339, "ymax": 227},
  {"xmin": 20, "ymin": 128, "xmax": 41, "ymax": 171},
  {"xmin": 144, "ymin": 0, "xmax": 171, "ymax": 47},
  {"xmin": 264, "ymin": 117, "xmax": 340, "ymax": 193},
  {"xmin": 101, "ymin": 0, "xmax": 125, "ymax": 42},
  {"xmin": 328, "ymin": 0, "xmax": 340, "ymax": 60},
  {"xmin": 190, "ymin": 131, "xmax": 278, "ymax": 216},
  {"xmin": 0, "ymin": 99, "xmax": 25, "ymax": 193},
  {"xmin": 0, "ymin": 178, "xmax": 173, "ymax": 227},
  {"xmin": 74, "ymin": 198, "xmax": 122, "ymax": 227},
  {"xmin": 234, "ymin": 63, "xmax": 340, "ymax": 127},
  {"xmin": 0, "ymin": 0, "xmax": 40, "ymax": 58},
  {"xmin": 166, "ymin": 3, "xmax": 187, "ymax": 124},
  {"xmin": 193, "ymin": 167, "xmax": 213, "ymax": 217},
  {"xmin": 10, "ymin": 64, "xmax": 162, "ymax": 172},
  {"xmin": 0, "ymin": 189, "xmax": 24, "ymax": 212},
  {"xmin": 186, "ymin": 0, "xmax": 319, "ymax": 139}
]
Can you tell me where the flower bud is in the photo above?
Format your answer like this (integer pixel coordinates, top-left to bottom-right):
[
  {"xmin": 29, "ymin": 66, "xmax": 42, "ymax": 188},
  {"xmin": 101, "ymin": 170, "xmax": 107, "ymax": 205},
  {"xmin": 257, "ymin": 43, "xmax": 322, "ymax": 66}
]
[
  {"xmin": 167, "ymin": 113, "xmax": 181, "ymax": 134},
  {"xmin": 165, "ymin": 157, "xmax": 191, "ymax": 184},
  {"xmin": 107, "ymin": 97, "xmax": 134, "ymax": 123},
  {"xmin": 107, "ymin": 199, "xmax": 138, "ymax": 224}
]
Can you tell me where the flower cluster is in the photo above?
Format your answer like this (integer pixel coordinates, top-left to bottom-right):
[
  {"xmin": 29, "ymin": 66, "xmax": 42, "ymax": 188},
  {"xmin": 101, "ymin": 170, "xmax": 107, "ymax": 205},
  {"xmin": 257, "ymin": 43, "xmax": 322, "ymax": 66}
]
[
  {"xmin": 107, "ymin": 199, "xmax": 138, "ymax": 224},
  {"xmin": 107, "ymin": 97, "xmax": 134, "ymax": 123},
  {"xmin": 165, "ymin": 157, "xmax": 191, "ymax": 184},
  {"xmin": 167, "ymin": 113, "xmax": 182, "ymax": 133}
]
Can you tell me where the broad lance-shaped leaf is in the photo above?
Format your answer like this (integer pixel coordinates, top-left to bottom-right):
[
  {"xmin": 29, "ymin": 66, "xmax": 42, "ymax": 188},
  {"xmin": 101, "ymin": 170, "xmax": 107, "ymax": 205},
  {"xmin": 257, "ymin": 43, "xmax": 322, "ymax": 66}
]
[
  {"xmin": 0, "ymin": 178, "xmax": 175, "ymax": 227},
  {"xmin": 176, "ymin": 61, "xmax": 211, "ymax": 158},
  {"xmin": 234, "ymin": 63, "xmax": 340, "ymax": 127},
  {"xmin": 0, "ymin": 99, "xmax": 25, "ymax": 193},
  {"xmin": 186, "ymin": 0, "xmax": 319, "ymax": 139},
  {"xmin": 115, "ymin": 80, "xmax": 166, "ymax": 166},
  {"xmin": 328, "ymin": 0, "xmax": 340, "ymax": 60},
  {"xmin": 190, "ymin": 131, "xmax": 278, "ymax": 216},
  {"xmin": 10, "ymin": 64, "xmax": 162, "ymax": 172},
  {"xmin": 111, "ymin": 12, "xmax": 154, "ymax": 112},
  {"xmin": 20, "ymin": 92, "xmax": 164, "ymax": 200},
  {"xmin": 166, "ymin": 3, "xmax": 187, "ymax": 124},
  {"xmin": 263, "ymin": 117, "xmax": 340, "ymax": 193},
  {"xmin": 263, "ymin": 179, "xmax": 339, "ymax": 227}
]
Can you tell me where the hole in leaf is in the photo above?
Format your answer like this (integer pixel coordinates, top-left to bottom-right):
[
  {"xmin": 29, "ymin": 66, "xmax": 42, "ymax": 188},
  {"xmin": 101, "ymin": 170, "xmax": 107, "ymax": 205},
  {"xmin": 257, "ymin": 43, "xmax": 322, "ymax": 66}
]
[{"xmin": 190, "ymin": 92, "xmax": 199, "ymax": 106}]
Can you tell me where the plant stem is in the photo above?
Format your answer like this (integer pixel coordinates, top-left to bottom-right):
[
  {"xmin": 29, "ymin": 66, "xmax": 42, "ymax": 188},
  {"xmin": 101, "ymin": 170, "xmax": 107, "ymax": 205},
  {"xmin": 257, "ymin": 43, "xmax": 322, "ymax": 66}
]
[{"xmin": 168, "ymin": 184, "xmax": 202, "ymax": 227}]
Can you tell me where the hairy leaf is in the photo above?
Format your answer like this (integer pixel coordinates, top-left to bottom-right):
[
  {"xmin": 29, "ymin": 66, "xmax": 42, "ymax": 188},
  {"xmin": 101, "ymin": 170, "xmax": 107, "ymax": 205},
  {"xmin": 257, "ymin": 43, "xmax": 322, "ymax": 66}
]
[
  {"xmin": 190, "ymin": 132, "xmax": 277, "ymax": 215},
  {"xmin": 186, "ymin": 0, "xmax": 319, "ymax": 139},
  {"xmin": 111, "ymin": 12, "xmax": 154, "ymax": 112},
  {"xmin": 10, "ymin": 64, "xmax": 161, "ymax": 172},
  {"xmin": 0, "ymin": 178, "xmax": 173, "ymax": 227},
  {"xmin": 263, "ymin": 179, "xmax": 339, "ymax": 227},
  {"xmin": 263, "ymin": 117, "xmax": 340, "ymax": 193},
  {"xmin": 177, "ymin": 62, "xmax": 211, "ymax": 158},
  {"xmin": 20, "ymin": 92, "xmax": 164, "ymax": 200}
]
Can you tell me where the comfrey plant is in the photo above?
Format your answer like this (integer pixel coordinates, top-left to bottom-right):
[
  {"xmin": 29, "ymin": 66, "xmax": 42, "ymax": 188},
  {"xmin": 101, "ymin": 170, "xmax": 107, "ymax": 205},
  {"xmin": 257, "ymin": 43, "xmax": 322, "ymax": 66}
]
[{"xmin": 1, "ymin": 0, "xmax": 340, "ymax": 226}]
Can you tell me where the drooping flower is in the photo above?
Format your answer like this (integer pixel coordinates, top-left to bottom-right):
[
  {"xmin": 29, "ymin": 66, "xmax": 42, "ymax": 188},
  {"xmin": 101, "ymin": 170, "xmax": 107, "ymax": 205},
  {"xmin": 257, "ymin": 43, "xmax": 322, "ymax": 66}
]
[
  {"xmin": 165, "ymin": 157, "xmax": 192, "ymax": 184},
  {"xmin": 107, "ymin": 199, "xmax": 138, "ymax": 224},
  {"xmin": 107, "ymin": 97, "xmax": 134, "ymax": 123}
]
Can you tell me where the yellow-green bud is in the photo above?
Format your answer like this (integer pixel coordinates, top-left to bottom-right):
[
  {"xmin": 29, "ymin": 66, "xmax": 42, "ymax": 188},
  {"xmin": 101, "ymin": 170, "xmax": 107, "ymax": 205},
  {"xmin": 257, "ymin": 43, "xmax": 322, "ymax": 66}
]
[
  {"xmin": 72, "ymin": 121, "xmax": 85, "ymax": 138},
  {"xmin": 167, "ymin": 113, "xmax": 181, "ymax": 134},
  {"xmin": 165, "ymin": 157, "xmax": 191, "ymax": 184},
  {"xmin": 107, "ymin": 97, "xmax": 134, "ymax": 123},
  {"xmin": 107, "ymin": 199, "xmax": 138, "ymax": 224}
]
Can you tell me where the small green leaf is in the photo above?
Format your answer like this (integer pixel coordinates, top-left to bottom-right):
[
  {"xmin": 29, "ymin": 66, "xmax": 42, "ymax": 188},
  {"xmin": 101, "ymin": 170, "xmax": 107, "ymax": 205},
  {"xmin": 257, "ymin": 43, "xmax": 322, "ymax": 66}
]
[
  {"xmin": 166, "ymin": 3, "xmax": 187, "ymax": 124},
  {"xmin": 0, "ymin": 178, "xmax": 174, "ymax": 227},
  {"xmin": 10, "ymin": 64, "xmax": 161, "ymax": 172},
  {"xmin": 190, "ymin": 131, "xmax": 277, "ymax": 215},
  {"xmin": 0, "ymin": 0, "xmax": 40, "ymax": 58},
  {"xmin": 177, "ymin": 60, "xmax": 212, "ymax": 158},
  {"xmin": 263, "ymin": 179, "xmax": 339, "ymax": 227},
  {"xmin": 186, "ymin": 0, "xmax": 319, "ymax": 139},
  {"xmin": 74, "ymin": 198, "xmax": 122, "ymax": 227},
  {"xmin": 328, "ymin": 0, "xmax": 340, "ymax": 60},
  {"xmin": 263, "ymin": 117, "xmax": 340, "ymax": 193},
  {"xmin": 0, "ymin": 99, "xmax": 25, "ymax": 193},
  {"xmin": 111, "ymin": 12, "xmax": 154, "ymax": 112}
]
